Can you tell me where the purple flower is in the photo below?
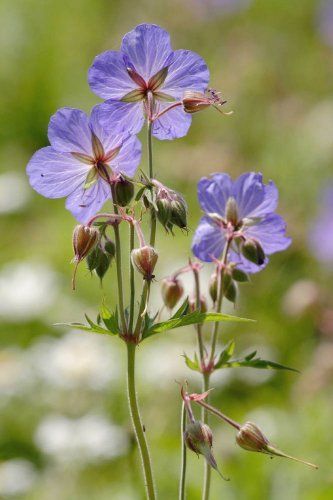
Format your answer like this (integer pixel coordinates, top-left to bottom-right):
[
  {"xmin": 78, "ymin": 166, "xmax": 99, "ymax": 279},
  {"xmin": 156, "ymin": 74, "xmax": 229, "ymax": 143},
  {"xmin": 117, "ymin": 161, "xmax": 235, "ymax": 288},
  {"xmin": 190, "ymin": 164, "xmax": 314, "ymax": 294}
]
[
  {"xmin": 88, "ymin": 24, "xmax": 209, "ymax": 141},
  {"xmin": 309, "ymin": 186, "xmax": 333, "ymax": 265},
  {"xmin": 192, "ymin": 172, "xmax": 291, "ymax": 273},
  {"xmin": 26, "ymin": 107, "xmax": 141, "ymax": 223}
]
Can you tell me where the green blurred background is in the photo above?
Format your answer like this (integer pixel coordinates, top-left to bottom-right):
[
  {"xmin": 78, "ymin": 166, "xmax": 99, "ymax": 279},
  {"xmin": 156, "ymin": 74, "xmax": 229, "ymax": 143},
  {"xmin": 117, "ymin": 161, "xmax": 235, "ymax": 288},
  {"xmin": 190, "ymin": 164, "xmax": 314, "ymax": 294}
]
[{"xmin": 1, "ymin": 0, "xmax": 333, "ymax": 498}]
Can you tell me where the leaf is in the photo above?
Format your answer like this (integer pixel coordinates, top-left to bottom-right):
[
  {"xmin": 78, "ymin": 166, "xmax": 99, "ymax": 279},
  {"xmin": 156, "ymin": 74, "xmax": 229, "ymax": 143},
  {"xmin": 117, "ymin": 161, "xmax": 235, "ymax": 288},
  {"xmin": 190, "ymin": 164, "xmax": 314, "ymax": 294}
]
[
  {"xmin": 171, "ymin": 297, "xmax": 189, "ymax": 319},
  {"xmin": 183, "ymin": 353, "xmax": 201, "ymax": 372},
  {"xmin": 215, "ymin": 340, "xmax": 235, "ymax": 369},
  {"xmin": 100, "ymin": 304, "xmax": 120, "ymax": 334},
  {"xmin": 135, "ymin": 186, "xmax": 147, "ymax": 201},
  {"xmin": 54, "ymin": 315, "xmax": 112, "ymax": 336},
  {"xmin": 142, "ymin": 311, "xmax": 253, "ymax": 340},
  {"xmin": 225, "ymin": 357, "xmax": 299, "ymax": 372}
]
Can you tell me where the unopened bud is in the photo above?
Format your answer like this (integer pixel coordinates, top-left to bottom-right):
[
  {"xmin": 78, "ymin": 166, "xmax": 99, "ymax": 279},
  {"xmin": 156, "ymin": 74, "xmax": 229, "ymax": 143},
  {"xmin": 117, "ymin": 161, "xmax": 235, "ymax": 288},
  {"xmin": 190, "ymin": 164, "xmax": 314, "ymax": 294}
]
[
  {"xmin": 223, "ymin": 278, "xmax": 237, "ymax": 303},
  {"xmin": 241, "ymin": 238, "xmax": 265, "ymax": 266},
  {"xmin": 156, "ymin": 196, "xmax": 172, "ymax": 227},
  {"xmin": 236, "ymin": 421, "xmax": 318, "ymax": 469},
  {"xmin": 131, "ymin": 245, "xmax": 158, "ymax": 280},
  {"xmin": 184, "ymin": 421, "xmax": 227, "ymax": 478},
  {"xmin": 161, "ymin": 276, "xmax": 184, "ymax": 309},
  {"xmin": 170, "ymin": 195, "xmax": 187, "ymax": 230},
  {"xmin": 72, "ymin": 225, "xmax": 99, "ymax": 262},
  {"xmin": 236, "ymin": 422, "xmax": 268, "ymax": 452},
  {"xmin": 114, "ymin": 175, "xmax": 134, "ymax": 207},
  {"xmin": 209, "ymin": 272, "xmax": 218, "ymax": 303},
  {"xmin": 189, "ymin": 295, "xmax": 207, "ymax": 313},
  {"xmin": 231, "ymin": 267, "xmax": 249, "ymax": 282}
]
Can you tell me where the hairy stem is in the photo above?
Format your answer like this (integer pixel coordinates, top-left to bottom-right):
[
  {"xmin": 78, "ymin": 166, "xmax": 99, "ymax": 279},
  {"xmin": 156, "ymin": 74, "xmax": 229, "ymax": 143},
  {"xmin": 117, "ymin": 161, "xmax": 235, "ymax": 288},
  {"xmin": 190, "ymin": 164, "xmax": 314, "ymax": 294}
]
[
  {"xmin": 179, "ymin": 402, "xmax": 187, "ymax": 500},
  {"xmin": 147, "ymin": 121, "xmax": 157, "ymax": 247},
  {"xmin": 111, "ymin": 185, "xmax": 127, "ymax": 333},
  {"xmin": 129, "ymin": 223, "xmax": 135, "ymax": 334},
  {"xmin": 126, "ymin": 343, "xmax": 156, "ymax": 499},
  {"xmin": 202, "ymin": 373, "xmax": 211, "ymax": 500}
]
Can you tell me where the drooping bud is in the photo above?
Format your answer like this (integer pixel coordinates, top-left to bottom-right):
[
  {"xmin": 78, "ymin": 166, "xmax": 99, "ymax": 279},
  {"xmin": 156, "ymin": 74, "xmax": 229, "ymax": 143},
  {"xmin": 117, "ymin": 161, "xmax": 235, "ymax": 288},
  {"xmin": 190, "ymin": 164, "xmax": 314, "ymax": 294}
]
[
  {"xmin": 225, "ymin": 196, "xmax": 239, "ymax": 226},
  {"xmin": 209, "ymin": 271, "xmax": 218, "ymax": 303},
  {"xmin": 184, "ymin": 421, "xmax": 227, "ymax": 479},
  {"xmin": 113, "ymin": 175, "xmax": 134, "ymax": 207},
  {"xmin": 87, "ymin": 239, "xmax": 116, "ymax": 281},
  {"xmin": 189, "ymin": 295, "xmax": 207, "ymax": 314},
  {"xmin": 156, "ymin": 196, "xmax": 172, "ymax": 228},
  {"xmin": 224, "ymin": 278, "xmax": 237, "ymax": 303},
  {"xmin": 161, "ymin": 276, "xmax": 184, "ymax": 309},
  {"xmin": 131, "ymin": 245, "xmax": 158, "ymax": 281},
  {"xmin": 241, "ymin": 238, "xmax": 265, "ymax": 266},
  {"xmin": 236, "ymin": 422, "xmax": 318, "ymax": 469},
  {"xmin": 72, "ymin": 225, "xmax": 99, "ymax": 263}
]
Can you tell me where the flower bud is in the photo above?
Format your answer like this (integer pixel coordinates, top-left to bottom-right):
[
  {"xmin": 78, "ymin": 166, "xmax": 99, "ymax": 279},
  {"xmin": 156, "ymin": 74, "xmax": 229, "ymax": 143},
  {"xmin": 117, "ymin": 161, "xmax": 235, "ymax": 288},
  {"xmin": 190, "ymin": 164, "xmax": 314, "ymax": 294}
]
[
  {"xmin": 184, "ymin": 420, "xmax": 228, "ymax": 478},
  {"xmin": 156, "ymin": 196, "xmax": 172, "ymax": 227},
  {"xmin": 87, "ymin": 239, "xmax": 116, "ymax": 281},
  {"xmin": 161, "ymin": 276, "xmax": 184, "ymax": 309},
  {"xmin": 241, "ymin": 238, "xmax": 265, "ymax": 266},
  {"xmin": 170, "ymin": 195, "xmax": 188, "ymax": 230},
  {"xmin": 236, "ymin": 421, "xmax": 318, "ymax": 469},
  {"xmin": 131, "ymin": 245, "xmax": 158, "ymax": 280},
  {"xmin": 223, "ymin": 278, "xmax": 237, "ymax": 303},
  {"xmin": 209, "ymin": 271, "xmax": 218, "ymax": 303},
  {"xmin": 231, "ymin": 267, "xmax": 249, "ymax": 282},
  {"xmin": 189, "ymin": 295, "xmax": 207, "ymax": 313},
  {"xmin": 72, "ymin": 224, "xmax": 99, "ymax": 262},
  {"xmin": 236, "ymin": 422, "xmax": 269, "ymax": 452},
  {"xmin": 113, "ymin": 175, "xmax": 134, "ymax": 207}
]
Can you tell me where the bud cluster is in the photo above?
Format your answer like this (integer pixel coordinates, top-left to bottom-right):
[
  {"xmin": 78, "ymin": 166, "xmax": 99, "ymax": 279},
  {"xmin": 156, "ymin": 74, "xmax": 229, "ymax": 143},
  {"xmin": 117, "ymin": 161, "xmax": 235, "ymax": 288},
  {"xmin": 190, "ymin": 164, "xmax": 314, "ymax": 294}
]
[{"xmin": 153, "ymin": 181, "xmax": 188, "ymax": 232}]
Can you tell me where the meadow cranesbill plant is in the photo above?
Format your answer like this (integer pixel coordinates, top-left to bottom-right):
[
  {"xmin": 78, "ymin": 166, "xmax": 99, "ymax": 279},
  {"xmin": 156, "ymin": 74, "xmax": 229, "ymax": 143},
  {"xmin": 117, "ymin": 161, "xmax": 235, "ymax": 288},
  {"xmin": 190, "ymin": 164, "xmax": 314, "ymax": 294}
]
[{"xmin": 26, "ymin": 23, "xmax": 316, "ymax": 500}]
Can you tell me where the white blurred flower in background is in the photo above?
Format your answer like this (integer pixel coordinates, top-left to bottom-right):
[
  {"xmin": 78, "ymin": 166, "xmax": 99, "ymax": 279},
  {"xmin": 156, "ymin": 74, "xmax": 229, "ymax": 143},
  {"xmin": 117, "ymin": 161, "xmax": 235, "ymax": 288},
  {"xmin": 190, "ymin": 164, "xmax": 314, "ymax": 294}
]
[
  {"xmin": 0, "ymin": 459, "xmax": 37, "ymax": 497},
  {"xmin": 317, "ymin": 0, "xmax": 333, "ymax": 48},
  {"xmin": 0, "ymin": 349, "xmax": 35, "ymax": 399},
  {"xmin": 0, "ymin": 262, "xmax": 59, "ymax": 321},
  {"xmin": 0, "ymin": 172, "xmax": 31, "ymax": 214},
  {"xmin": 34, "ymin": 413, "xmax": 129, "ymax": 464},
  {"xmin": 29, "ymin": 331, "xmax": 121, "ymax": 390}
]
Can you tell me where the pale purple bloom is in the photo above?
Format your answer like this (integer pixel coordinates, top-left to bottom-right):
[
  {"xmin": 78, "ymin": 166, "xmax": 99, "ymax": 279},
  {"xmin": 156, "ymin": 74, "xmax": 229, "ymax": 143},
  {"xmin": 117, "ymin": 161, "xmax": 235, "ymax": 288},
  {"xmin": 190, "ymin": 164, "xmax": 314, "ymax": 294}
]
[
  {"xmin": 26, "ymin": 107, "xmax": 141, "ymax": 223},
  {"xmin": 317, "ymin": 0, "xmax": 333, "ymax": 48},
  {"xmin": 309, "ymin": 186, "xmax": 333, "ymax": 265},
  {"xmin": 88, "ymin": 24, "xmax": 209, "ymax": 141},
  {"xmin": 192, "ymin": 173, "xmax": 291, "ymax": 273}
]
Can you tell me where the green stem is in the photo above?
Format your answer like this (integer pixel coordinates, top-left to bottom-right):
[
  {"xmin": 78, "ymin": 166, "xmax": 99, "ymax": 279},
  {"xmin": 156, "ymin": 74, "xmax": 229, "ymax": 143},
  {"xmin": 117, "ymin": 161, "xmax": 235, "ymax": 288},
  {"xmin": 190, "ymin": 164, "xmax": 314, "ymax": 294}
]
[
  {"xmin": 126, "ymin": 343, "xmax": 156, "ymax": 499},
  {"xmin": 129, "ymin": 223, "xmax": 135, "ymax": 334},
  {"xmin": 147, "ymin": 121, "xmax": 157, "ymax": 247},
  {"xmin": 111, "ymin": 185, "xmax": 127, "ymax": 333},
  {"xmin": 202, "ymin": 373, "xmax": 211, "ymax": 500},
  {"xmin": 209, "ymin": 239, "xmax": 232, "ymax": 363},
  {"xmin": 179, "ymin": 402, "xmax": 187, "ymax": 500},
  {"xmin": 193, "ymin": 268, "xmax": 205, "ymax": 364}
]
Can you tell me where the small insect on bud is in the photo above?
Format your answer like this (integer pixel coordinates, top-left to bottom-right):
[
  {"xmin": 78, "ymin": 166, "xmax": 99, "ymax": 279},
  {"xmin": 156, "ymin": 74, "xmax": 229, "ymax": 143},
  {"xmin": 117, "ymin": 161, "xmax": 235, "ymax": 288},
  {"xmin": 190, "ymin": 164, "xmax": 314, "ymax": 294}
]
[
  {"xmin": 113, "ymin": 175, "xmax": 134, "ymax": 207},
  {"xmin": 236, "ymin": 422, "xmax": 269, "ymax": 453},
  {"xmin": 161, "ymin": 276, "xmax": 184, "ymax": 309},
  {"xmin": 209, "ymin": 272, "xmax": 218, "ymax": 303},
  {"xmin": 72, "ymin": 225, "xmax": 99, "ymax": 263},
  {"xmin": 131, "ymin": 245, "xmax": 158, "ymax": 281},
  {"xmin": 241, "ymin": 238, "xmax": 265, "ymax": 266},
  {"xmin": 184, "ymin": 421, "xmax": 227, "ymax": 479},
  {"xmin": 189, "ymin": 295, "xmax": 207, "ymax": 313}
]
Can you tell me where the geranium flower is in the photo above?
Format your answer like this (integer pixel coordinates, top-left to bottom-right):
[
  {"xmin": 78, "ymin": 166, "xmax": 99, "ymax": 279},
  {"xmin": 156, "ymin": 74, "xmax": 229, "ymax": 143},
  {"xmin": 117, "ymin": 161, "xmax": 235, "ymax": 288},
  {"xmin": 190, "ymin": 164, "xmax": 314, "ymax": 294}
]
[
  {"xmin": 192, "ymin": 172, "xmax": 291, "ymax": 272},
  {"xmin": 88, "ymin": 23, "xmax": 209, "ymax": 140},
  {"xmin": 26, "ymin": 107, "xmax": 141, "ymax": 222}
]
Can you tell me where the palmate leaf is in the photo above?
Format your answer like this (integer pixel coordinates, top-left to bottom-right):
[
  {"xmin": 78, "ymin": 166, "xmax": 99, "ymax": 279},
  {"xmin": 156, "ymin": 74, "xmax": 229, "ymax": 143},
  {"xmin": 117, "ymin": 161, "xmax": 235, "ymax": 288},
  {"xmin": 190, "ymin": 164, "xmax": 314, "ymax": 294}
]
[
  {"xmin": 142, "ymin": 310, "xmax": 253, "ymax": 340},
  {"xmin": 55, "ymin": 310, "xmax": 119, "ymax": 336},
  {"xmin": 99, "ymin": 304, "xmax": 120, "ymax": 334},
  {"xmin": 183, "ymin": 352, "xmax": 201, "ymax": 372},
  {"xmin": 215, "ymin": 340, "xmax": 235, "ymax": 368}
]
